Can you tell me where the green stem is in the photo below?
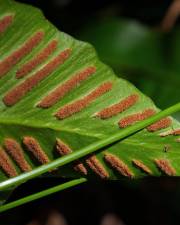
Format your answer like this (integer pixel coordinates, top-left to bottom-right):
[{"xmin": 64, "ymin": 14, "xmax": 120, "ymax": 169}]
[
  {"xmin": 0, "ymin": 102, "xmax": 179, "ymax": 191},
  {"xmin": 0, "ymin": 178, "xmax": 87, "ymax": 213}
]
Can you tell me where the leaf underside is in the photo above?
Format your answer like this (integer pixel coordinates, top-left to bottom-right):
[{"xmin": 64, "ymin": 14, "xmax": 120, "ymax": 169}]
[{"xmin": 0, "ymin": 0, "xmax": 179, "ymax": 197}]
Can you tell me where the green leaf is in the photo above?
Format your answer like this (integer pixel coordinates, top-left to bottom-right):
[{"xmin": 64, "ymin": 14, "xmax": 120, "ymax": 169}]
[{"xmin": 0, "ymin": 0, "xmax": 179, "ymax": 204}]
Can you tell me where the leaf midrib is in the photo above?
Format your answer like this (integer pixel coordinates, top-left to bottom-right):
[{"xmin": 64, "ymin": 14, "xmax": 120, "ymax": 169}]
[{"xmin": 0, "ymin": 117, "xmax": 106, "ymax": 138}]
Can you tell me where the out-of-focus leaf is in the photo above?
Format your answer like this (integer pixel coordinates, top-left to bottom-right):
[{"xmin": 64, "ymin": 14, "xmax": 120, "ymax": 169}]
[
  {"xmin": 79, "ymin": 19, "xmax": 164, "ymax": 71},
  {"xmin": 78, "ymin": 18, "xmax": 180, "ymax": 119}
]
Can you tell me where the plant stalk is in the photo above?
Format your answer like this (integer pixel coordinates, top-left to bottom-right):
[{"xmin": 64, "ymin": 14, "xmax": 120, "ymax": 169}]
[{"xmin": 0, "ymin": 178, "xmax": 87, "ymax": 213}]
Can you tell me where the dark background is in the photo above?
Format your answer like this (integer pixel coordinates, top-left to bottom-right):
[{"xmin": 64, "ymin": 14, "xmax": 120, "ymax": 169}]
[
  {"xmin": 15, "ymin": 0, "xmax": 173, "ymax": 33},
  {"xmin": 1, "ymin": 1, "xmax": 180, "ymax": 225},
  {"xmin": 2, "ymin": 177, "xmax": 180, "ymax": 225}
]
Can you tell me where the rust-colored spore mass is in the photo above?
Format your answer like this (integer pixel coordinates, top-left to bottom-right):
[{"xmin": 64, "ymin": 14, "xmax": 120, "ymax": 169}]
[
  {"xmin": 56, "ymin": 139, "xmax": 87, "ymax": 175},
  {"xmin": 16, "ymin": 40, "xmax": 58, "ymax": 78},
  {"xmin": 132, "ymin": 159, "xmax": 152, "ymax": 175},
  {"xmin": 174, "ymin": 129, "xmax": 180, "ymax": 135},
  {"xmin": 56, "ymin": 138, "xmax": 72, "ymax": 155},
  {"xmin": 0, "ymin": 147, "xmax": 17, "ymax": 177},
  {"xmin": 86, "ymin": 155, "xmax": 109, "ymax": 179},
  {"xmin": 147, "ymin": 117, "xmax": 172, "ymax": 132},
  {"xmin": 23, "ymin": 136, "xmax": 50, "ymax": 164},
  {"xmin": 96, "ymin": 94, "xmax": 139, "ymax": 119},
  {"xmin": 0, "ymin": 15, "xmax": 13, "ymax": 33},
  {"xmin": 155, "ymin": 159, "xmax": 176, "ymax": 176},
  {"xmin": 160, "ymin": 129, "xmax": 180, "ymax": 137},
  {"xmin": 38, "ymin": 66, "xmax": 96, "ymax": 108},
  {"xmin": 118, "ymin": 108, "xmax": 156, "ymax": 128},
  {"xmin": 4, "ymin": 138, "xmax": 32, "ymax": 172},
  {"xmin": 0, "ymin": 31, "xmax": 44, "ymax": 78},
  {"xmin": 3, "ymin": 48, "xmax": 71, "ymax": 106},
  {"xmin": 74, "ymin": 163, "xmax": 87, "ymax": 175},
  {"xmin": 55, "ymin": 82, "xmax": 113, "ymax": 119},
  {"xmin": 104, "ymin": 153, "xmax": 134, "ymax": 178}
]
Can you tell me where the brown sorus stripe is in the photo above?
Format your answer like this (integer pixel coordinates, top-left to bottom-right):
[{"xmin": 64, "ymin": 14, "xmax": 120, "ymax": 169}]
[
  {"xmin": 23, "ymin": 137, "xmax": 50, "ymax": 164},
  {"xmin": 96, "ymin": 94, "xmax": 139, "ymax": 119},
  {"xmin": 154, "ymin": 159, "xmax": 176, "ymax": 176},
  {"xmin": 0, "ymin": 15, "xmax": 13, "ymax": 34},
  {"xmin": 74, "ymin": 163, "xmax": 87, "ymax": 175},
  {"xmin": 3, "ymin": 48, "xmax": 71, "ymax": 106},
  {"xmin": 132, "ymin": 159, "xmax": 152, "ymax": 175},
  {"xmin": 86, "ymin": 155, "xmax": 109, "ymax": 179},
  {"xmin": 4, "ymin": 138, "xmax": 32, "ymax": 172},
  {"xmin": 56, "ymin": 139, "xmax": 87, "ymax": 175},
  {"xmin": 16, "ymin": 40, "xmax": 58, "ymax": 79},
  {"xmin": 0, "ymin": 147, "xmax": 17, "ymax": 177},
  {"xmin": 38, "ymin": 66, "xmax": 96, "ymax": 108},
  {"xmin": 56, "ymin": 138, "xmax": 72, "ymax": 155},
  {"xmin": 118, "ymin": 108, "xmax": 156, "ymax": 128},
  {"xmin": 174, "ymin": 129, "xmax": 180, "ymax": 135},
  {"xmin": 55, "ymin": 82, "xmax": 113, "ymax": 119},
  {"xmin": 0, "ymin": 31, "xmax": 44, "ymax": 78},
  {"xmin": 104, "ymin": 153, "xmax": 134, "ymax": 178},
  {"xmin": 160, "ymin": 129, "xmax": 180, "ymax": 137},
  {"xmin": 147, "ymin": 117, "xmax": 172, "ymax": 132}
]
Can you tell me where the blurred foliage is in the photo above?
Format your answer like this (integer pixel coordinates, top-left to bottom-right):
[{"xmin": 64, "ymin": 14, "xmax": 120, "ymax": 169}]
[{"xmin": 78, "ymin": 18, "xmax": 180, "ymax": 119}]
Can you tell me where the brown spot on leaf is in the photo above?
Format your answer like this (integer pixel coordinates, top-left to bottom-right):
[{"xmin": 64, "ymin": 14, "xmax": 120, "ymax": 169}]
[
  {"xmin": 73, "ymin": 163, "xmax": 87, "ymax": 175},
  {"xmin": 118, "ymin": 108, "xmax": 155, "ymax": 128},
  {"xmin": 174, "ymin": 129, "xmax": 180, "ymax": 135},
  {"xmin": 104, "ymin": 153, "xmax": 134, "ymax": 178},
  {"xmin": 23, "ymin": 137, "xmax": 50, "ymax": 164},
  {"xmin": 86, "ymin": 155, "xmax": 109, "ymax": 179},
  {"xmin": 0, "ymin": 31, "xmax": 44, "ymax": 78},
  {"xmin": 55, "ymin": 82, "xmax": 113, "ymax": 119},
  {"xmin": 0, "ymin": 15, "xmax": 13, "ymax": 34},
  {"xmin": 0, "ymin": 147, "xmax": 17, "ymax": 177},
  {"xmin": 4, "ymin": 138, "xmax": 32, "ymax": 172},
  {"xmin": 132, "ymin": 159, "xmax": 152, "ymax": 175},
  {"xmin": 96, "ymin": 94, "xmax": 139, "ymax": 119},
  {"xmin": 56, "ymin": 138, "xmax": 72, "ymax": 155},
  {"xmin": 16, "ymin": 40, "xmax": 58, "ymax": 78},
  {"xmin": 159, "ymin": 128, "xmax": 180, "ymax": 137},
  {"xmin": 38, "ymin": 66, "xmax": 96, "ymax": 108},
  {"xmin": 56, "ymin": 139, "xmax": 87, "ymax": 175},
  {"xmin": 3, "ymin": 48, "xmax": 71, "ymax": 106},
  {"xmin": 155, "ymin": 159, "xmax": 176, "ymax": 176},
  {"xmin": 147, "ymin": 117, "xmax": 172, "ymax": 132}
]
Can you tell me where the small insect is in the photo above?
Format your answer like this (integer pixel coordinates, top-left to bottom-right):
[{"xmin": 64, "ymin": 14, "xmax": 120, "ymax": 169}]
[{"xmin": 163, "ymin": 144, "xmax": 171, "ymax": 153}]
